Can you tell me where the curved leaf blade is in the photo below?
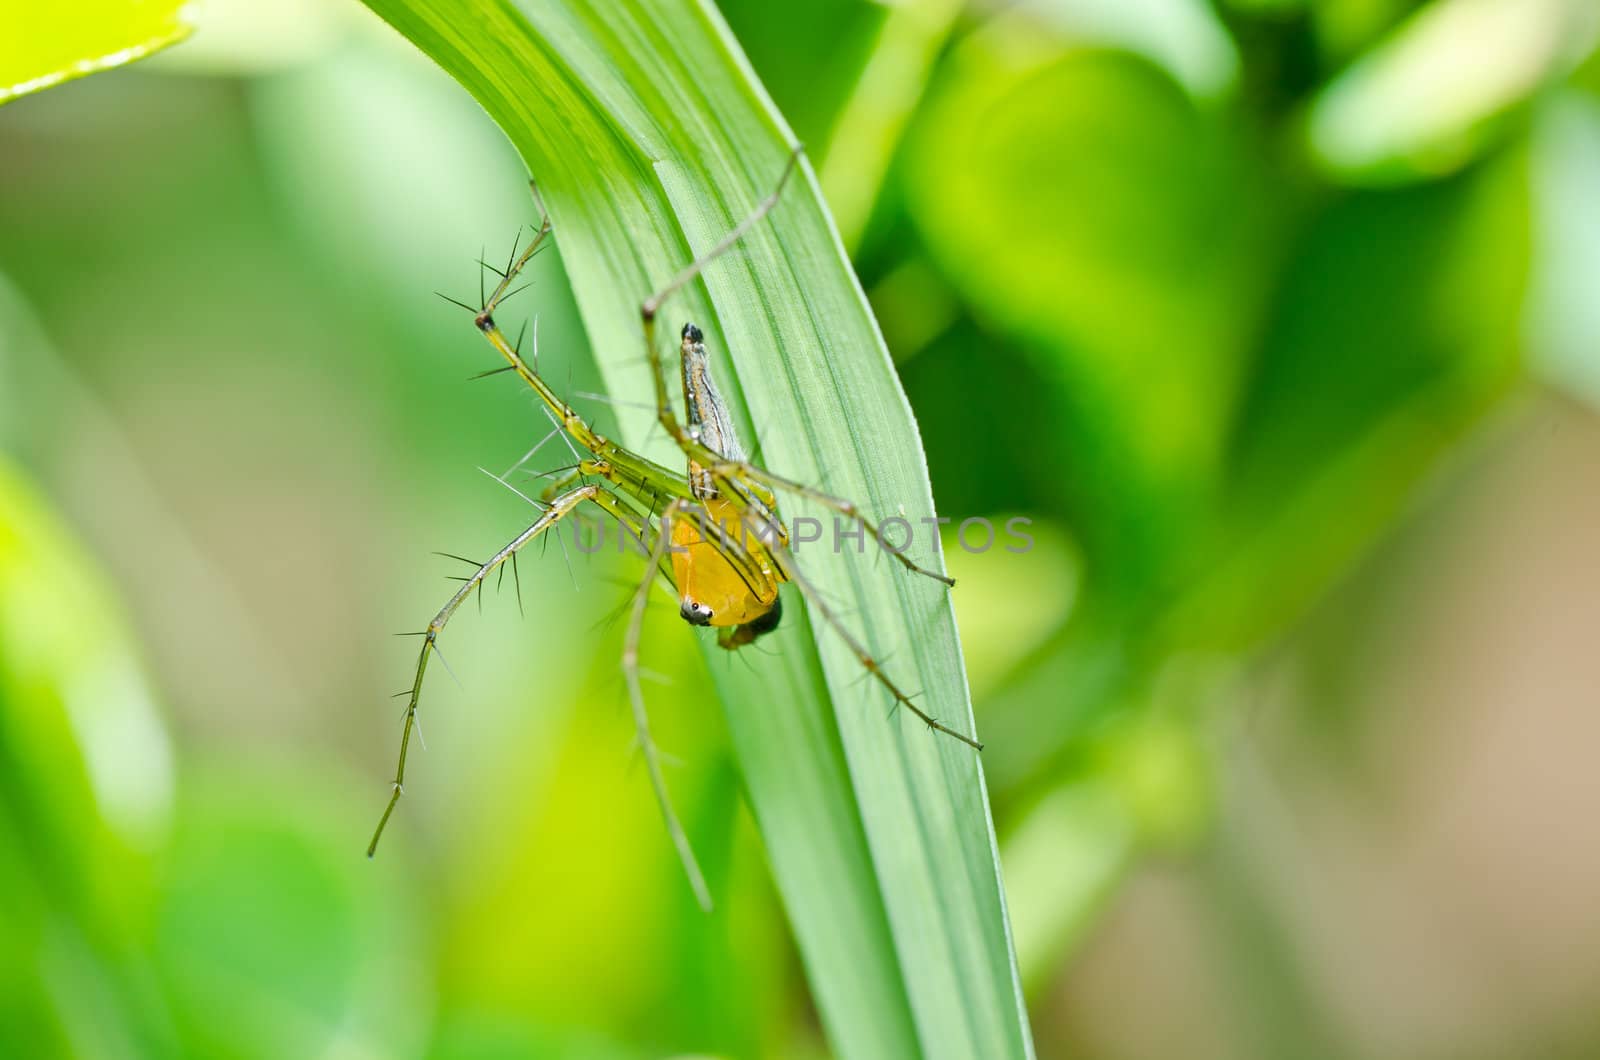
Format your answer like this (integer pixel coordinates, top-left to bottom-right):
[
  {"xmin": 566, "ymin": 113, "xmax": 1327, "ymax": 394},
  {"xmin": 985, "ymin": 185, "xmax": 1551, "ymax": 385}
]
[{"xmin": 354, "ymin": 1, "xmax": 1033, "ymax": 1057}]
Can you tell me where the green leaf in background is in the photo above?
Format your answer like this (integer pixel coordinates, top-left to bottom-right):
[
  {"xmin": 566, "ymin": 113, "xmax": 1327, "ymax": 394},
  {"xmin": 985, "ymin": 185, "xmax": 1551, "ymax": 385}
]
[
  {"xmin": 0, "ymin": 0, "xmax": 191, "ymax": 105},
  {"xmin": 900, "ymin": 2, "xmax": 1537, "ymax": 831},
  {"xmin": 1306, "ymin": 0, "xmax": 1600, "ymax": 185},
  {"xmin": 1183, "ymin": 150, "xmax": 1531, "ymax": 653},
  {"xmin": 352, "ymin": 1, "xmax": 1033, "ymax": 1058},
  {"xmin": 717, "ymin": 0, "xmax": 968, "ymax": 245},
  {"xmin": 906, "ymin": 23, "xmax": 1263, "ymax": 599},
  {"xmin": 0, "ymin": 454, "xmax": 177, "ymax": 1055},
  {"xmin": 1527, "ymin": 92, "xmax": 1600, "ymax": 407},
  {"xmin": 152, "ymin": 765, "xmax": 428, "ymax": 1060}
]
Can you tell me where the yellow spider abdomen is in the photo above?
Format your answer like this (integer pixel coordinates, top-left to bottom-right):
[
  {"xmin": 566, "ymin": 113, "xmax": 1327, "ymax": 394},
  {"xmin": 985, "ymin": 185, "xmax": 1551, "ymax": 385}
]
[{"xmin": 670, "ymin": 498, "xmax": 781, "ymax": 629}]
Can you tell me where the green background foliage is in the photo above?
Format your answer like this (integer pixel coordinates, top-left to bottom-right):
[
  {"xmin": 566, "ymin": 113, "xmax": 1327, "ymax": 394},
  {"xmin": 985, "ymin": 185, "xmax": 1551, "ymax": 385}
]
[
  {"xmin": 3, "ymin": 0, "xmax": 1600, "ymax": 1057},
  {"xmin": 0, "ymin": 0, "xmax": 190, "ymax": 104}
]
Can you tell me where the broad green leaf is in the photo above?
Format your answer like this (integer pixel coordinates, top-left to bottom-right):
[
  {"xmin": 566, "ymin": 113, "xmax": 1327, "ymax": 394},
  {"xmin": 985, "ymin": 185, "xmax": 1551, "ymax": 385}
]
[
  {"xmin": 0, "ymin": 1, "xmax": 191, "ymax": 105},
  {"xmin": 354, "ymin": 2, "xmax": 1033, "ymax": 1058}
]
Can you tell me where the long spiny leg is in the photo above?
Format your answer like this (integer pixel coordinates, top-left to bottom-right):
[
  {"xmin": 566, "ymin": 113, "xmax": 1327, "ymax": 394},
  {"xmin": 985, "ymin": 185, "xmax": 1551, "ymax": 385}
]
[
  {"xmin": 460, "ymin": 227, "xmax": 699, "ymax": 508},
  {"xmin": 683, "ymin": 466, "xmax": 978, "ymax": 751},
  {"xmin": 640, "ymin": 145, "xmax": 804, "ymax": 324},
  {"xmin": 485, "ymin": 218, "xmax": 552, "ymax": 314},
  {"xmin": 455, "ymin": 217, "xmax": 658, "ymax": 485},
  {"xmin": 620, "ymin": 499, "xmax": 714, "ymax": 911},
  {"xmin": 386, "ymin": 222, "xmax": 711, "ymax": 869},
  {"xmin": 768, "ymin": 542, "xmax": 982, "ymax": 752},
  {"xmin": 536, "ymin": 461, "xmax": 685, "ymax": 580},
  {"xmin": 462, "ymin": 224, "xmax": 611, "ymax": 458},
  {"xmin": 368, "ymin": 484, "xmax": 603, "ymax": 856},
  {"xmin": 718, "ymin": 461, "xmax": 954, "ymax": 587},
  {"xmin": 662, "ymin": 366, "xmax": 955, "ymax": 587},
  {"xmin": 637, "ymin": 147, "xmax": 803, "ymax": 460},
  {"xmin": 588, "ymin": 486, "xmax": 677, "ymax": 582},
  {"xmin": 533, "ymin": 464, "xmax": 583, "ymax": 496}
]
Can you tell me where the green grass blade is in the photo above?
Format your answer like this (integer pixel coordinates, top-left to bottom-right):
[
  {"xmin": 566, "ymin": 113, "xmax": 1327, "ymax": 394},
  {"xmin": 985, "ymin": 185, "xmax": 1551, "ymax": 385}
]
[{"xmin": 355, "ymin": 1, "xmax": 1034, "ymax": 1056}]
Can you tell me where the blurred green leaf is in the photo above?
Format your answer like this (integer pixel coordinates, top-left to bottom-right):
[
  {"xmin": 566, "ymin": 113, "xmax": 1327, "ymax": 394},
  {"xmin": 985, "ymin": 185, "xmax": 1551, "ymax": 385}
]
[
  {"xmin": 1306, "ymin": 0, "xmax": 1600, "ymax": 184},
  {"xmin": 353, "ymin": 1, "xmax": 1032, "ymax": 1058},
  {"xmin": 152, "ymin": 765, "xmax": 427, "ymax": 1060},
  {"xmin": 0, "ymin": 0, "xmax": 191, "ymax": 105},
  {"xmin": 427, "ymin": 1016, "xmax": 639, "ymax": 1060},
  {"xmin": 1527, "ymin": 92, "xmax": 1600, "ymax": 407},
  {"xmin": 1025, "ymin": 0, "xmax": 1241, "ymax": 100},
  {"xmin": 715, "ymin": 0, "xmax": 887, "ymax": 151},
  {"xmin": 1303, "ymin": 0, "xmax": 1412, "ymax": 67},
  {"xmin": 812, "ymin": 0, "xmax": 964, "ymax": 248},
  {"xmin": 1182, "ymin": 152, "xmax": 1530, "ymax": 650},
  {"xmin": 1578, "ymin": 40, "xmax": 1600, "ymax": 94},
  {"xmin": 0, "ymin": 454, "xmax": 177, "ymax": 1055},
  {"xmin": 1001, "ymin": 783, "xmax": 1133, "ymax": 994},
  {"xmin": 903, "ymin": 12, "xmax": 1536, "ymax": 821},
  {"xmin": 907, "ymin": 32, "xmax": 1263, "ymax": 597},
  {"xmin": 945, "ymin": 520, "xmax": 1078, "ymax": 701}
]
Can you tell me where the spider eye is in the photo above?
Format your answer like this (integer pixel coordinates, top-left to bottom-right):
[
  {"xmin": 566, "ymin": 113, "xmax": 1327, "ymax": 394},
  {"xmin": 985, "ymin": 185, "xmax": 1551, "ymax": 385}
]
[{"xmin": 679, "ymin": 600, "xmax": 714, "ymax": 626}]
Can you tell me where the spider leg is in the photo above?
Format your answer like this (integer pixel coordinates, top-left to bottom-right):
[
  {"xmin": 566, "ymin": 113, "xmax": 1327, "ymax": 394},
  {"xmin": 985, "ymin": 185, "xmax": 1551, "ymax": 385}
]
[
  {"xmin": 538, "ymin": 464, "xmax": 586, "ymax": 502},
  {"xmin": 460, "ymin": 225, "xmax": 700, "ymax": 511},
  {"xmin": 722, "ymin": 461, "xmax": 954, "ymax": 587},
  {"xmin": 587, "ymin": 487, "xmax": 675, "ymax": 583},
  {"xmin": 767, "ymin": 543, "xmax": 982, "ymax": 752},
  {"xmin": 637, "ymin": 149, "xmax": 802, "ymax": 462},
  {"xmin": 621, "ymin": 498, "xmax": 714, "ymax": 911},
  {"xmin": 387, "ymin": 220, "xmax": 716, "ymax": 874},
  {"xmin": 640, "ymin": 144, "xmax": 804, "ymax": 323},
  {"xmin": 368, "ymin": 483, "xmax": 604, "ymax": 857}
]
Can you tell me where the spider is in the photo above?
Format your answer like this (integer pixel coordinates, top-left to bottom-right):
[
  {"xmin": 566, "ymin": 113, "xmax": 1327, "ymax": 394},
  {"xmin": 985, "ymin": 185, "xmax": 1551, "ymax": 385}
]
[{"xmin": 367, "ymin": 147, "xmax": 982, "ymax": 909}]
